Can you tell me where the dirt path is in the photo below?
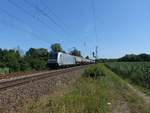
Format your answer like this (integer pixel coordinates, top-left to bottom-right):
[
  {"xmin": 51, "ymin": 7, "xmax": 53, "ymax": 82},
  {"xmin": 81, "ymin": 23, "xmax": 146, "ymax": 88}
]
[
  {"xmin": 111, "ymin": 99, "xmax": 130, "ymax": 113},
  {"xmin": 108, "ymin": 80, "xmax": 130, "ymax": 113},
  {"xmin": 127, "ymin": 83, "xmax": 150, "ymax": 105},
  {"xmin": 110, "ymin": 81, "xmax": 150, "ymax": 113},
  {"xmin": 111, "ymin": 91, "xmax": 130, "ymax": 113}
]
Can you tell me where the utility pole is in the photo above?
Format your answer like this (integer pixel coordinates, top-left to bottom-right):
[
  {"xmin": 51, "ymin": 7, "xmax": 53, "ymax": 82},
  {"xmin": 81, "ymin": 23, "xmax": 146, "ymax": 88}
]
[
  {"xmin": 93, "ymin": 46, "xmax": 98, "ymax": 60},
  {"xmin": 96, "ymin": 46, "xmax": 98, "ymax": 60}
]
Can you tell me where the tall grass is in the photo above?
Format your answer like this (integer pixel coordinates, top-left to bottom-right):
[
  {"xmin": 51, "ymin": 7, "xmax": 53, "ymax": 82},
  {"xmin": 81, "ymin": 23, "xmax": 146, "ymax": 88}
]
[
  {"xmin": 83, "ymin": 65, "xmax": 105, "ymax": 78},
  {"xmin": 105, "ymin": 62, "xmax": 150, "ymax": 89},
  {"xmin": 26, "ymin": 65, "xmax": 109, "ymax": 113}
]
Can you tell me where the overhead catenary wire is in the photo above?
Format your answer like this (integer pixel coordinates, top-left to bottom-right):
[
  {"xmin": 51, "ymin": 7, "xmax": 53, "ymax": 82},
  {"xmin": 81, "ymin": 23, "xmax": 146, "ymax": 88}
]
[
  {"xmin": 0, "ymin": 7, "xmax": 50, "ymax": 45},
  {"xmin": 7, "ymin": 0, "xmax": 59, "ymax": 34},
  {"xmin": 91, "ymin": 0, "xmax": 99, "ymax": 59},
  {"xmin": 23, "ymin": 0, "xmax": 67, "ymax": 34},
  {"xmin": 91, "ymin": 0, "xmax": 98, "ymax": 43},
  {"xmin": 41, "ymin": 1, "xmax": 69, "ymax": 30},
  {"xmin": 0, "ymin": 19, "xmax": 50, "ymax": 45}
]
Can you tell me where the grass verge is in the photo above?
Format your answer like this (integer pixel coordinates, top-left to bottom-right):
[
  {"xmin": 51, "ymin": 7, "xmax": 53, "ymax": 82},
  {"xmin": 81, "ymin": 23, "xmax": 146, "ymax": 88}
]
[
  {"xmin": 25, "ymin": 65, "xmax": 109, "ymax": 113},
  {"xmin": 24, "ymin": 64, "xmax": 150, "ymax": 113}
]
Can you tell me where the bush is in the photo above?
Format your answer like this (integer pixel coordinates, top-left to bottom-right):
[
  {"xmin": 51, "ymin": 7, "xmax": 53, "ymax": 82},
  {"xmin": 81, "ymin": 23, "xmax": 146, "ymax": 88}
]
[
  {"xmin": 0, "ymin": 68, "xmax": 9, "ymax": 74},
  {"xmin": 19, "ymin": 58, "xmax": 31, "ymax": 71},
  {"xmin": 7, "ymin": 60, "xmax": 20, "ymax": 72},
  {"xmin": 83, "ymin": 65, "xmax": 105, "ymax": 78},
  {"xmin": 29, "ymin": 59, "xmax": 47, "ymax": 70}
]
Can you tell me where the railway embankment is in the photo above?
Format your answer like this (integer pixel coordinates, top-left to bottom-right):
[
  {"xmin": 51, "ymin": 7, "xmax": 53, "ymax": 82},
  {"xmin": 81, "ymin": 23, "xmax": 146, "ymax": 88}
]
[
  {"xmin": 25, "ymin": 64, "xmax": 150, "ymax": 113},
  {"xmin": 0, "ymin": 65, "xmax": 89, "ymax": 113}
]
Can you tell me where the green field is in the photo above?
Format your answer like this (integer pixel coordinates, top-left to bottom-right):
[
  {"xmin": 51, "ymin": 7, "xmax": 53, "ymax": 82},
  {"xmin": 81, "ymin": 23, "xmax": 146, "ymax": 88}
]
[{"xmin": 105, "ymin": 62, "xmax": 150, "ymax": 90}]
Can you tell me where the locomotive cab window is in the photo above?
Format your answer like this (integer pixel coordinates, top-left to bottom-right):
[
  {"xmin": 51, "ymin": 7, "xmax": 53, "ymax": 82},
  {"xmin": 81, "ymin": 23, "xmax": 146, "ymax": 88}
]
[{"xmin": 49, "ymin": 53, "xmax": 58, "ymax": 59}]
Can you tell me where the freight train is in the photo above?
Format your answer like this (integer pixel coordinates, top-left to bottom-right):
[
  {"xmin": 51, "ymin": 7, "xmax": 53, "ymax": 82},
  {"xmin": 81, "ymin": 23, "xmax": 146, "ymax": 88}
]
[{"xmin": 48, "ymin": 52, "xmax": 95, "ymax": 67}]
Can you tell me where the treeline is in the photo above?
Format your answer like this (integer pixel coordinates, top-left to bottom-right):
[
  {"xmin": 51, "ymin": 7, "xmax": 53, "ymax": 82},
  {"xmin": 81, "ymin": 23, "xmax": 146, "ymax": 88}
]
[
  {"xmin": 97, "ymin": 53, "xmax": 150, "ymax": 63},
  {"xmin": 118, "ymin": 54, "xmax": 150, "ymax": 62},
  {"xmin": 0, "ymin": 48, "xmax": 48, "ymax": 72},
  {"xmin": 0, "ymin": 43, "xmax": 83, "ymax": 73},
  {"xmin": 96, "ymin": 58, "xmax": 117, "ymax": 63}
]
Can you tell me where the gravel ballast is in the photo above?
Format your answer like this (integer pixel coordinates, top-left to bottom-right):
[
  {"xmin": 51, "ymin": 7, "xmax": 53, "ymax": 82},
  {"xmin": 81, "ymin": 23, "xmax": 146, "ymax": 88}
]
[{"xmin": 0, "ymin": 66, "xmax": 88, "ymax": 113}]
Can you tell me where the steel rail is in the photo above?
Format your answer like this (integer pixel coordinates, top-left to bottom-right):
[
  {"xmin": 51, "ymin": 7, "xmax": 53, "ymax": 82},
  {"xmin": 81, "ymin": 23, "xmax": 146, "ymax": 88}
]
[{"xmin": 0, "ymin": 65, "xmax": 89, "ymax": 91}]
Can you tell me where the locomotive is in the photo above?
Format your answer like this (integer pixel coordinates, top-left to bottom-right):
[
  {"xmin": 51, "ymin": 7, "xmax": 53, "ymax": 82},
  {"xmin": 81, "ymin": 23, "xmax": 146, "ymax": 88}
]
[{"xmin": 48, "ymin": 52, "xmax": 95, "ymax": 67}]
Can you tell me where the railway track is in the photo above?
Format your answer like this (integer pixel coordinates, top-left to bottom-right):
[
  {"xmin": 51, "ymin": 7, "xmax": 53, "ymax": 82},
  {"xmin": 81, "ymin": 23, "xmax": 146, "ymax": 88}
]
[{"xmin": 0, "ymin": 65, "xmax": 89, "ymax": 91}]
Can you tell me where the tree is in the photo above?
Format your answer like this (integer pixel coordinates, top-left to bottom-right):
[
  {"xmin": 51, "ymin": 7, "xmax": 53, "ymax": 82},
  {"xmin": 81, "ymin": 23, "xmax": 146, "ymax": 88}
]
[
  {"xmin": 0, "ymin": 47, "xmax": 49, "ymax": 72},
  {"xmin": 0, "ymin": 49, "xmax": 3, "ymax": 64},
  {"xmin": 85, "ymin": 56, "xmax": 89, "ymax": 59},
  {"xmin": 25, "ymin": 48, "xmax": 48, "ymax": 70},
  {"xmin": 50, "ymin": 43, "xmax": 63, "ymax": 53},
  {"xmin": 69, "ymin": 48, "xmax": 82, "ymax": 57},
  {"xmin": 118, "ymin": 53, "xmax": 150, "ymax": 62},
  {"xmin": 4, "ymin": 49, "xmax": 21, "ymax": 72},
  {"xmin": 19, "ymin": 58, "xmax": 31, "ymax": 71},
  {"xmin": 26, "ymin": 48, "xmax": 48, "ymax": 59}
]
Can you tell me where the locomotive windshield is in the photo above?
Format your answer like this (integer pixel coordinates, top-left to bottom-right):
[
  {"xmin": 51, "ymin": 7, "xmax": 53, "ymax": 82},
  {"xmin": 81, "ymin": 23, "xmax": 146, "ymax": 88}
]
[{"xmin": 49, "ymin": 53, "xmax": 58, "ymax": 59}]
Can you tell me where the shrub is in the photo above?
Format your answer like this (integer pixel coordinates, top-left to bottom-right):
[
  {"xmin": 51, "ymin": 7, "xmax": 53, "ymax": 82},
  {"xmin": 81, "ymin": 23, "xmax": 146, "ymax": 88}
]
[
  {"xmin": 83, "ymin": 65, "xmax": 105, "ymax": 78},
  {"xmin": 29, "ymin": 59, "xmax": 47, "ymax": 70},
  {"xmin": 0, "ymin": 68, "xmax": 9, "ymax": 74}
]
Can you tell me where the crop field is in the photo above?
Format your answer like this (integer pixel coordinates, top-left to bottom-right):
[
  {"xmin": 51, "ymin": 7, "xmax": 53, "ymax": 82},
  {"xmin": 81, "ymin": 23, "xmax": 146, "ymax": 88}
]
[{"xmin": 105, "ymin": 62, "xmax": 150, "ymax": 90}]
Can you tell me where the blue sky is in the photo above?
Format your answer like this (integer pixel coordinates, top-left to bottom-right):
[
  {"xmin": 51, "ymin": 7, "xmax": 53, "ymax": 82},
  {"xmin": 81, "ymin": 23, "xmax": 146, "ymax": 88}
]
[{"xmin": 0, "ymin": 0, "xmax": 150, "ymax": 58}]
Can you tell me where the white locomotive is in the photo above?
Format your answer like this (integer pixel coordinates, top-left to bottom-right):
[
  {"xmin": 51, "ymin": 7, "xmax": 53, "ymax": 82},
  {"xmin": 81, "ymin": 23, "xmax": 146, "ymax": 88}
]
[{"xmin": 48, "ymin": 52, "xmax": 94, "ymax": 67}]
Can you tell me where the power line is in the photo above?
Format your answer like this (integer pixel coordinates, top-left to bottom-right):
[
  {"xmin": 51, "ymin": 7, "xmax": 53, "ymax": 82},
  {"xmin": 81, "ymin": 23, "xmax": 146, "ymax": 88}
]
[
  {"xmin": 23, "ymin": 0, "xmax": 67, "ymax": 34},
  {"xmin": 91, "ymin": 0, "xmax": 98, "ymax": 42},
  {"xmin": 91, "ymin": 0, "xmax": 99, "ymax": 59},
  {"xmin": 0, "ymin": 19, "xmax": 49, "ymax": 45},
  {"xmin": 7, "ymin": 0, "xmax": 58, "ymax": 34},
  {"xmin": 41, "ymin": 1, "xmax": 68, "ymax": 29},
  {"xmin": 0, "ymin": 7, "xmax": 50, "ymax": 45}
]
